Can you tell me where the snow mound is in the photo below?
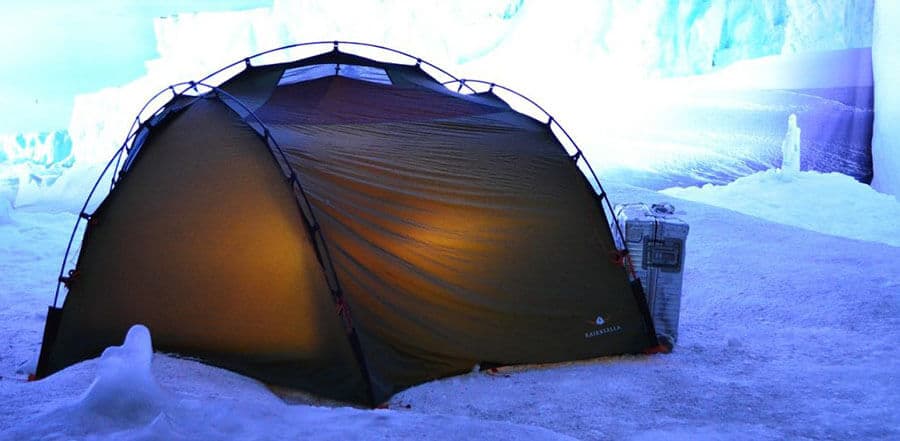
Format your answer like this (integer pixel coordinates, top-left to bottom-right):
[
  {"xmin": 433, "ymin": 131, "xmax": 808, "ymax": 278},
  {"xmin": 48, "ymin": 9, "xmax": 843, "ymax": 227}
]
[
  {"xmin": 661, "ymin": 170, "xmax": 900, "ymax": 247},
  {"xmin": 1, "ymin": 326, "xmax": 572, "ymax": 440},
  {"xmin": 0, "ymin": 325, "xmax": 168, "ymax": 440},
  {"xmin": 81, "ymin": 324, "xmax": 166, "ymax": 421}
]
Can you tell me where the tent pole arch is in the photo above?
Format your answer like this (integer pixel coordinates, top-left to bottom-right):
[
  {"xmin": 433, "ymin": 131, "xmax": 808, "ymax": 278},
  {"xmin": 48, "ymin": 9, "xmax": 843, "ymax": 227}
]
[
  {"xmin": 195, "ymin": 82, "xmax": 361, "ymax": 331},
  {"xmin": 198, "ymin": 82, "xmax": 376, "ymax": 404},
  {"xmin": 53, "ymin": 81, "xmax": 202, "ymax": 307},
  {"xmin": 195, "ymin": 40, "xmax": 478, "ymax": 94}
]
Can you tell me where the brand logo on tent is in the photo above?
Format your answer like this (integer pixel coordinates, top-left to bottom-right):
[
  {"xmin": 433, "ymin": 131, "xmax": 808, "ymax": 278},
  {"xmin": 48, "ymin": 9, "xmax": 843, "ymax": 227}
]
[
  {"xmin": 584, "ymin": 313, "xmax": 623, "ymax": 339},
  {"xmin": 586, "ymin": 314, "xmax": 606, "ymax": 326},
  {"xmin": 584, "ymin": 325, "xmax": 623, "ymax": 339}
]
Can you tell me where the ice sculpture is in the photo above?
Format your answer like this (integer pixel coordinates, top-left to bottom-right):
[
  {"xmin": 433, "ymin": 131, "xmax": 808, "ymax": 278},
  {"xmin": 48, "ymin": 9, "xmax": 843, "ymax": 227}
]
[
  {"xmin": 781, "ymin": 113, "xmax": 801, "ymax": 176},
  {"xmin": 79, "ymin": 324, "xmax": 166, "ymax": 420}
]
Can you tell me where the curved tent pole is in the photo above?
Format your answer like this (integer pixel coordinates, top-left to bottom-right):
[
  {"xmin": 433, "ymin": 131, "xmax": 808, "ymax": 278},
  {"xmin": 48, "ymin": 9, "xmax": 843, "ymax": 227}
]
[
  {"xmin": 51, "ymin": 77, "xmax": 378, "ymax": 403},
  {"xmin": 53, "ymin": 145, "xmax": 123, "ymax": 307},
  {"xmin": 192, "ymin": 81, "xmax": 349, "ymax": 303},
  {"xmin": 442, "ymin": 78, "xmax": 631, "ymax": 261},
  {"xmin": 194, "ymin": 81, "xmax": 376, "ymax": 404},
  {"xmin": 196, "ymin": 40, "xmax": 478, "ymax": 94},
  {"xmin": 53, "ymin": 81, "xmax": 203, "ymax": 307},
  {"xmin": 108, "ymin": 83, "xmax": 202, "ymax": 187}
]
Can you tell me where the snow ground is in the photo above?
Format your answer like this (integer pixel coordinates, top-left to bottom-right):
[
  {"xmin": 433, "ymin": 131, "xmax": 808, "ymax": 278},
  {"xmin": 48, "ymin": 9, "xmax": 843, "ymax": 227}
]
[
  {"xmin": 661, "ymin": 170, "xmax": 900, "ymax": 246},
  {"xmin": 1, "ymin": 174, "xmax": 898, "ymax": 440}
]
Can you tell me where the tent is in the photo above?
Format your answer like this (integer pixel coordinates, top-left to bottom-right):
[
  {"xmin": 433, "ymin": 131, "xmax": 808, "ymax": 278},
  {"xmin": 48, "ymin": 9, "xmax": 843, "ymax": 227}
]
[{"xmin": 36, "ymin": 42, "xmax": 659, "ymax": 406}]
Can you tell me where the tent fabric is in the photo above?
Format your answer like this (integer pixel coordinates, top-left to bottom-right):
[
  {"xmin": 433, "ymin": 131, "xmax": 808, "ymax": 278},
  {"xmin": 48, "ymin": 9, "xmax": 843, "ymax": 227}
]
[
  {"xmin": 38, "ymin": 49, "xmax": 657, "ymax": 406},
  {"xmin": 257, "ymin": 76, "xmax": 657, "ymax": 400},
  {"xmin": 44, "ymin": 99, "xmax": 368, "ymax": 403}
]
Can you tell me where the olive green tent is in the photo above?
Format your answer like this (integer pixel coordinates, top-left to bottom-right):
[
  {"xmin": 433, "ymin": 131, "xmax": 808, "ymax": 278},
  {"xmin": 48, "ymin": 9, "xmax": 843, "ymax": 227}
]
[{"xmin": 36, "ymin": 42, "xmax": 658, "ymax": 406}]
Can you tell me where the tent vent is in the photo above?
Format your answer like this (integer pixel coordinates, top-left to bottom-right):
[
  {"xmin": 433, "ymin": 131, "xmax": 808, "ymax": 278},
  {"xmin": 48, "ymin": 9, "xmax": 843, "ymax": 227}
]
[{"xmin": 278, "ymin": 64, "xmax": 392, "ymax": 86}]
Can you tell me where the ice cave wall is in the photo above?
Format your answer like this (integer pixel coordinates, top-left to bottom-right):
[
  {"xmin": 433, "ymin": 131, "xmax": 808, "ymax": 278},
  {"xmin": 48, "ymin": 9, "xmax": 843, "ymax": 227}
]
[
  {"xmin": 2, "ymin": 0, "xmax": 885, "ymax": 196},
  {"xmin": 575, "ymin": 0, "xmax": 873, "ymax": 77},
  {"xmin": 66, "ymin": 0, "xmax": 875, "ymax": 165}
]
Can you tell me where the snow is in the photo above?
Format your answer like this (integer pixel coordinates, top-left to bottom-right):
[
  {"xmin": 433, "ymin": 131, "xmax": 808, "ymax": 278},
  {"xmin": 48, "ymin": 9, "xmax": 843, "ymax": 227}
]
[
  {"xmin": 5, "ymin": 325, "xmax": 170, "ymax": 439},
  {"xmin": 0, "ymin": 328, "xmax": 573, "ymax": 441},
  {"xmin": 1, "ymin": 173, "xmax": 898, "ymax": 440},
  {"xmin": 871, "ymin": 0, "xmax": 900, "ymax": 198},
  {"xmin": 661, "ymin": 170, "xmax": 900, "ymax": 246},
  {"xmin": 80, "ymin": 325, "xmax": 164, "ymax": 419}
]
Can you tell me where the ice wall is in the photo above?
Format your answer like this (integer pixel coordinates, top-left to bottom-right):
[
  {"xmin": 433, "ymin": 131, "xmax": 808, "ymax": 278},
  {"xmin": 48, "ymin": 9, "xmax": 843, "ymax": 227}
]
[
  {"xmin": 871, "ymin": 0, "xmax": 900, "ymax": 198},
  {"xmin": 0, "ymin": 0, "xmax": 878, "ymax": 207},
  {"xmin": 0, "ymin": 132, "xmax": 72, "ymax": 166},
  {"xmin": 586, "ymin": 0, "xmax": 872, "ymax": 77},
  {"xmin": 65, "ymin": 0, "xmax": 873, "ymax": 168},
  {"xmin": 0, "ymin": 131, "xmax": 74, "ymax": 210}
]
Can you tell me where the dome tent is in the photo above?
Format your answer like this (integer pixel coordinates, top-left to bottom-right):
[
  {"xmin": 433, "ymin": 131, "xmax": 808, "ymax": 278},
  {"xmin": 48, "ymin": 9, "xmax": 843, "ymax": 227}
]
[{"xmin": 36, "ymin": 42, "xmax": 659, "ymax": 406}]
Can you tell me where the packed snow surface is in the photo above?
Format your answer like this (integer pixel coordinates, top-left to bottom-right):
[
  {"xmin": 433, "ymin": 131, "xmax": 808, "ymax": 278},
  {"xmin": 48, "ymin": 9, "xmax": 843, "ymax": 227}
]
[
  {"xmin": 661, "ymin": 170, "xmax": 900, "ymax": 246},
  {"xmin": 1, "ymin": 174, "xmax": 898, "ymax": 440},
  {"xmin": 1, "ymin": 327, "xmax": 573, "ymax": 441}
]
